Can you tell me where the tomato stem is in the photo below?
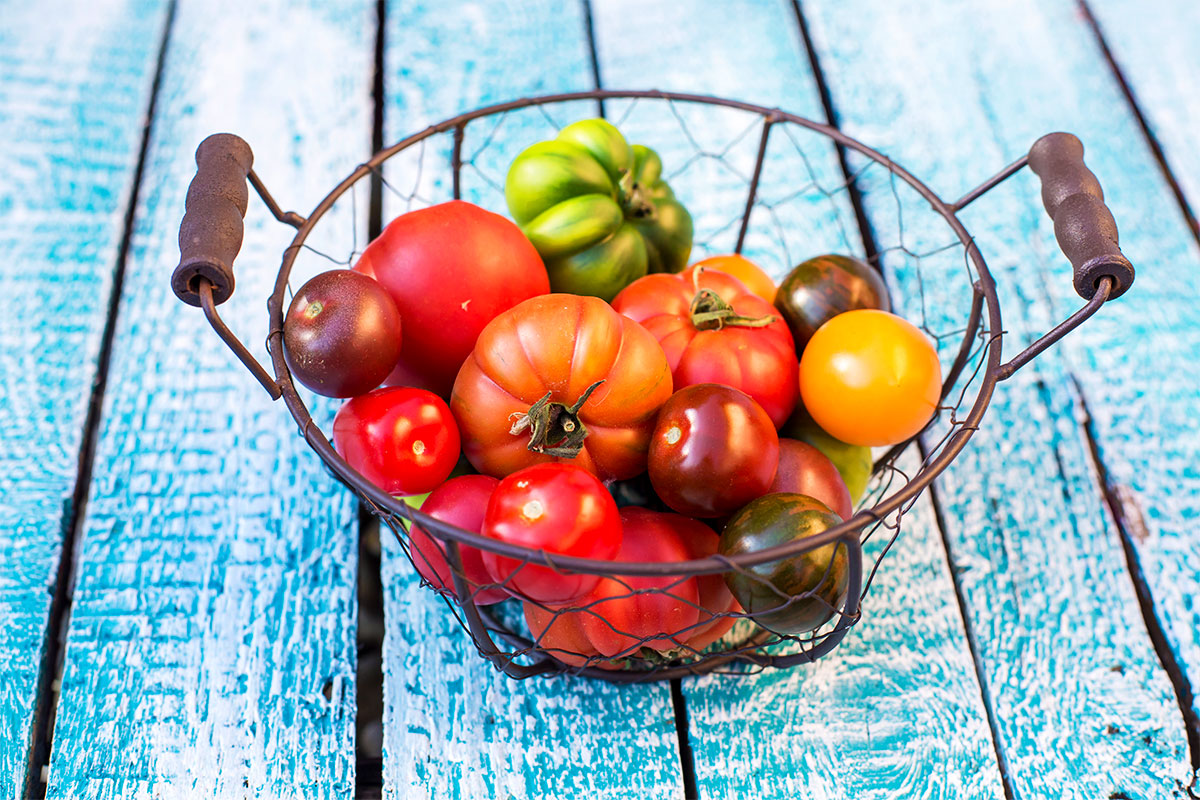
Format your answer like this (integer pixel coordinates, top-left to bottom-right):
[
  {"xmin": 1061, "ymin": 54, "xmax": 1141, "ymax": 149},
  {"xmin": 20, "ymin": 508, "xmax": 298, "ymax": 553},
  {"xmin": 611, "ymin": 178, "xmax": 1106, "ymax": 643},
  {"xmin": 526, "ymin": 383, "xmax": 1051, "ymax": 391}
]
[
  {"xmin": 508, "ymin": 380, "xmax": 605, "ymax": 459},
  {"xmin": 689, "ymin": 281, "xmax": 777, "ymax": 331}
]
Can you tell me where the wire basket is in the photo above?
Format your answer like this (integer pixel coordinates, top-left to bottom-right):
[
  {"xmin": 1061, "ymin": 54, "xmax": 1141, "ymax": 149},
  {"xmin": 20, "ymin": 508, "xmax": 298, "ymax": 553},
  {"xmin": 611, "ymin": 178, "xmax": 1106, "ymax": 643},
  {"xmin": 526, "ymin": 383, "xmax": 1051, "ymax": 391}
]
[{"xmin": 171, "ymin": 90, "xmax": 1133, "ymax": 682}]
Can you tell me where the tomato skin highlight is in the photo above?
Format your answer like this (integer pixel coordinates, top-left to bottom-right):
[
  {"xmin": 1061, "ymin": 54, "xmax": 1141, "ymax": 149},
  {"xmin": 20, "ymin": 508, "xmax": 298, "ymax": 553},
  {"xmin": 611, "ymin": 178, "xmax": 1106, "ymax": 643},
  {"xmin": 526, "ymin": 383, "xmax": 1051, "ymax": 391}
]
[
  {"xmin": 354, "ymin": 200, "xmax": 549, "ymax": 396},
  {"xmin": 333, "ymin": 387, "xmax": 461, "ymax": 495},
  {"xmin": 799, "ymin": 309, "xmax": 942, "ymax": 447},
  {"xmin": 648, "ymin": 384, "xmax": 780, "ymax": 518},
  {"xmin": 612, "ymin": 268, "xmax": 798, "ymax": 428},
  {"xmin": 408, "ymin": 475, "xmax": 508, "ymax": 605},
  {"xmin": 451, "ymin": 293, "xmax": 673, "ymax": 481},
  {"xmin": 769, "ymin": 438, "xmax": 853, "ymax": 520},
  {"xmin": 481, "ymin": 463, "xmax": 621, "ymax": 604}
]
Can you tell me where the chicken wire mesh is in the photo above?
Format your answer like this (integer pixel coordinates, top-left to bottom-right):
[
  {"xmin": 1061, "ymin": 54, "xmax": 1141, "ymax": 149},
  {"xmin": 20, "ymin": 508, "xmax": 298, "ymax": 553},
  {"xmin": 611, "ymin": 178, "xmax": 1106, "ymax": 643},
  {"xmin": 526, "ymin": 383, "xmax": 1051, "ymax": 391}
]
[{"xmin": 185, "ymin": 90, "xmax": 1124, "ymax": 682}]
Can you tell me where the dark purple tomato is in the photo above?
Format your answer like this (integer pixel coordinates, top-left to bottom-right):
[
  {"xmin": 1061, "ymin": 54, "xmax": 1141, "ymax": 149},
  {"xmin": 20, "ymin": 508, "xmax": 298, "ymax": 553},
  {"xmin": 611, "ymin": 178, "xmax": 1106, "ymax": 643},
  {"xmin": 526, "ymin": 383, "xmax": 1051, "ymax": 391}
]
[
  {"xmin": 719, "ymin": 493, "xmax": 848, "ymax": 635},
  {"xmin": 768, "ymin": 438, "xmax": 853, "ymax": 519},
  {"xmin": 284, "ymin": 269, "xmax": 402, "ymax": 397},
  {"xmin": 773, "ymin": 254, "xmax": 890, "ymax": 349},
  {"xmin": 647, "ymin": 384, "xmax": 779, "ymax": 518}
]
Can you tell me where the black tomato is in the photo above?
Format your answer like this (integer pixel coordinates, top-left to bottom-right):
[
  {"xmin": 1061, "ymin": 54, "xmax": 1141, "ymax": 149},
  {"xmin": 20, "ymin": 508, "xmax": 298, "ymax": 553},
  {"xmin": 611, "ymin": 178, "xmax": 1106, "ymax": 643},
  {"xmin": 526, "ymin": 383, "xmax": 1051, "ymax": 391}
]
[{"xmin": 773, "ymin": 254, "xmax": 890, "ymax": 349}]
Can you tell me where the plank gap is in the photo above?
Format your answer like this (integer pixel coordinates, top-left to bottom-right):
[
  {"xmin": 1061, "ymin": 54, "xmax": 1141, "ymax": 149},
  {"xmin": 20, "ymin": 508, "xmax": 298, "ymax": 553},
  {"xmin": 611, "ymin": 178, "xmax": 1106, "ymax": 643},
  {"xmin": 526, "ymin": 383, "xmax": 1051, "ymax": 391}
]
[
  {"xmin": 1076, "ymin": 0, "xmax": 1200, "ymax": 246},
  {"xmin": 1074, "ymin": 380, "xmax": 1200, "ymax": 790},
  {"xmin": 22, "ymin": 0, "xmax": 180, "ymax": 794},
  {"xmin": 918, "ymin": 440, "xmax": 1019, "ymax": 800},
  {"xmin": 368, "ymin": 0, "xmax": 386, "ymax": 241},
  {"xmin": 579, "ymin": 0, "xmax": 606, "ymax": 118},
  {"xmin": 669, "ymin": 679, "xmax": 699, "ymax": 800},
  {"xmin": 789, "ymin": 0, "xmax": 880, "ymax": 266}
]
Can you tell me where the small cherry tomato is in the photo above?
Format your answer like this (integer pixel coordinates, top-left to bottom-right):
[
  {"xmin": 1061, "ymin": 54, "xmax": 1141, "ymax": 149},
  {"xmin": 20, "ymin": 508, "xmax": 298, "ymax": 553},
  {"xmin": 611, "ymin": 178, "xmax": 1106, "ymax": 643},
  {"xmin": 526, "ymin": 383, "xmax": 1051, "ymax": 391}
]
[
  {"xmin": 408, "ymin": 475, "xmax": 508, "ymax": 605},
  {"xmin": 648, "ymin": 384, "xmax": 779, "ymax": 518},
  {"xmin": 799, "ymin": 309, "xmax": 942, "ymax": 447},
  {"xmin": 685, "ymin": 254, "xmax": 776, "ymax": 304},
  {"xmin": 481, "ymin": 463, "xmax": 621, "ymax": 604},
  {"xmin": 769, "ymin": 438, "xmax": 853, "ymax": 519},
  {"xmin": 333, "ymin": 387, "xmax": 461, "ymax": 495},
  {"xmin": 283, "ymin": 269, "xmax": 402, "ymax": 397}
]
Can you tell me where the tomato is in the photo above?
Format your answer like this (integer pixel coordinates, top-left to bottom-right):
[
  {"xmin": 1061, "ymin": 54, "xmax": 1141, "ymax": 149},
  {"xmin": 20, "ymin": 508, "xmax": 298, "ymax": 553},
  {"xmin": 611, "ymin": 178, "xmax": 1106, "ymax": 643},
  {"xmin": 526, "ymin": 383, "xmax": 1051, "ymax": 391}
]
[
  {"xmin": 353, "ymin": 201, "xmax": 549, "ymax": 396},
  {"xmin": 780, "ymin": 403, "xmax": 873, "ymax": 504},
  {"xmin": 525, "ymin": 507, "xmax": 701, "ymax": 659},
  {"xmin": 333, "ymin": 387, "xmax": 460, "ymax": 495},
  {"xmin": 686, "ymin": 254, "xmax": 776, "ymax": 304},
  {"xmin": 407, "ymin": 475, "xmax": 507, "ymax": 605},
  {"xmin": 451, "ymin": 294, "xmax": 673, "ymax": 481},
  {"xmin": 283, "ymin": 270, "xmax": 402, "ymax": 397},
  {"xmin": 675, "ymin": 519, "xmax": 740, "ymax": 652},
  {"xmin": 506, "ymin": 119, "xmax": 694, "ymax": 298},
  {"xmin": 612, "ymin": 267, "xmax": 798, "ymax": 427},
  {"xmin": 773, "ymin": 254, "xmax": 891, "ymax": 349},
  {"xmin": 481, "ymin": 463, "xmax": 621, "ymax": 604},
  {"xmin": 648, "ymin": 384, "xmax": 779, "ymax": 518},
  {"xmin": 719, "ymin": 493, "xmax": 849, "ymax": 635},
  {"xmin": 800, "ymin": 309, "xmax": 942, "ymax": 447},
  {"xmin": 769, "ymin": 438, "xmax": 853, "ymax": 519}
]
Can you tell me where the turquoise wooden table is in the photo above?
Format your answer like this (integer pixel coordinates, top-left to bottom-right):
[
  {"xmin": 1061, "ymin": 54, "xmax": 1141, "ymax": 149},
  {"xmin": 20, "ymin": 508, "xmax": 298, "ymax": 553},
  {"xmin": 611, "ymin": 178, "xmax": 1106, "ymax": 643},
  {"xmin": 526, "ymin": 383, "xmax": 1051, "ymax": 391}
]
[{"xmin": 2, "ymin": 0, "xmax": 1199, "ymax": 797}]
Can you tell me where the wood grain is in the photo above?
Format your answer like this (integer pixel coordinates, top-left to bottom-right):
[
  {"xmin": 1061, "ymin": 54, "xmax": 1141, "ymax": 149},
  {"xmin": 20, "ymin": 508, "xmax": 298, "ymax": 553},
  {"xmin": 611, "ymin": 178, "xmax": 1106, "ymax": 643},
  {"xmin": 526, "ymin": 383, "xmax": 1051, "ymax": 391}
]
[
  {"xmin": 377, "ymin": 2, "xmax": 686, "ymax": 797},
  {"xmin": 0, "ymin": 1, "xmax": 168, "ymax": 795},
  {"xmin": 589, "ymin": 1, "xmax": 1008, "ymax": 796},
  {"xmin": 802, "ymin": 0, "xmax": 1197, "ymax": 793},
  {"xmin": 42, "ymin": 1, "xmax": 373, "ymax": 797}
]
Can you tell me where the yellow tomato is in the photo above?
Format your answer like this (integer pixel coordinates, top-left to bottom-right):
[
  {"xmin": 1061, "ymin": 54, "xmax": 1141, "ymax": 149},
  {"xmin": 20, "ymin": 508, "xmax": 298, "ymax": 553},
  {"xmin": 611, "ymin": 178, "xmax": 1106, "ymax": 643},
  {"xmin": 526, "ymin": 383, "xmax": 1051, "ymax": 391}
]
[
  {"xmin": 799, "ymin": 310, "xmax": 941, "ymax": 447},
  {"xmin": 686, "ymin": 254, "xmax": 776, "ymax": 304}
]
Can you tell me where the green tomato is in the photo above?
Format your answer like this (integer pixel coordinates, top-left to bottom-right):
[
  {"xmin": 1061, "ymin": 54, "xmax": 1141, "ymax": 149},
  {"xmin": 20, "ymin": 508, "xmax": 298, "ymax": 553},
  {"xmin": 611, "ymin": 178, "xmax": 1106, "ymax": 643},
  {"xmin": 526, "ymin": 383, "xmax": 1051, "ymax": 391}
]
[
  {"xmin": 506, "ymin": 119, "xmax": 694, "ymax": 300},
  {"xmin": 719, "ymin": 493, "xmax": 848, "ymax": 635},
  {"xmin": 781, "ymin": 403, "xmax": 873, "ymax": 504}
]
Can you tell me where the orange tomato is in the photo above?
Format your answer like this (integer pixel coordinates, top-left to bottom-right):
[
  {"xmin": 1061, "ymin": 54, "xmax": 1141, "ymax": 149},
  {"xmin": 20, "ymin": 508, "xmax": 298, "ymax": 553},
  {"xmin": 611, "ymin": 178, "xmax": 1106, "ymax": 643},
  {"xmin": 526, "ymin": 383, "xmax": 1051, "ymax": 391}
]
[
  {"xmin": 685, "ymin": 254, "xmax": 776, "ymax": 304},
  {"xmin": 799, "ymin": 310, "xmax": 941, "ymax": 447}
]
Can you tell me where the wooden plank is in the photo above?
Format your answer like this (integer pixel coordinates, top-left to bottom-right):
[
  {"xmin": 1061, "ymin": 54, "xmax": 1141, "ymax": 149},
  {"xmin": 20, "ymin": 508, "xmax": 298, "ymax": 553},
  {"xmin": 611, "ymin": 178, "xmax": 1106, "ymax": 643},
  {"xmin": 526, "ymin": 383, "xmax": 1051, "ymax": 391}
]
[
  {"xmin": 591, "ymin": 1, "xmax": 1009, "ymax": 796},
  {"xmin": 377, "ymin": 1, "xmax": 686, "ymax": 797},
  {"xmin": 42, "ymin": 0, "xmax": 373, "ymax": 796},
  {"xmin": 1086, "ymin": 0, "xmax": 1200, "ymax": 236},
  {"xmin": 801, "ymin": 0, "xmax": 1197, "ymax": 793},
  {"xmin": 0, "ymin": 1, "xmax": 169, "ymax": 795}
]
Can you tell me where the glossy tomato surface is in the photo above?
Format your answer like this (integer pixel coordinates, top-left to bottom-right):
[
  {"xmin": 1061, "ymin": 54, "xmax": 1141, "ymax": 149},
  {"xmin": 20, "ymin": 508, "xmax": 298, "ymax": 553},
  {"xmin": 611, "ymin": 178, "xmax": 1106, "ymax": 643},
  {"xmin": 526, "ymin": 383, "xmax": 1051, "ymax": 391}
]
[
  {"xmin": 799, "ymin": 309, "xmax": 942, "ymax": 447},
  {"xmin": 648, "ymin": 384, "xmax": 779, "ymax": 517},
  {"xmin": 283, "ymin": 269, "xmax": 402, "ymax": 397},
  {"xmin": 686, "ymin": 255, "xmax": 776, "ymax": 304},
  {"xmin": 773, "ymin": 254, "xmax": 891, "ymax": 349},
  {"xmin": 480, "ymin": 463, "xmax": 621, "ymax": 604},
  {"xmin": 332, "ymin": 387, "xmax": 460, "ymax": 495},
  {"xmin": 769, "ymin": 438, "xmax": 853, "ymax": 519},
  {"xmin": 353, "ymin": 201, "xmax": 549, "ymax": 396},
  {"xmin": 451, "ymin": 294, "xmax": 672, "ymax": 481},
  {"xmin": 780, "ymin": 404, "xmax": 873, "ymax": 504},
  {"xmin": 719, "ymin": 493, "xmax": 848, "ymax": 635},
  {"xmin": 611, "ymin": 267, "xmax": 798, "ymax": 428},
  {"xmin": 407, "ymin": 475, "xmax": 507, "ymax": 605}
]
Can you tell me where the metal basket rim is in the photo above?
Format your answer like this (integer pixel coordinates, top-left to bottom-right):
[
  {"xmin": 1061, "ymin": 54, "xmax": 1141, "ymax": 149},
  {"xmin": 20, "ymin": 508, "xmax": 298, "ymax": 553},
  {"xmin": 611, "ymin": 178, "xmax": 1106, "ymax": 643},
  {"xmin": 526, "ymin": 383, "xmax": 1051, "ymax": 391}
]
[{"xmin": 263, "ymin": 88, "xmax": 1005, "ymax": 577}]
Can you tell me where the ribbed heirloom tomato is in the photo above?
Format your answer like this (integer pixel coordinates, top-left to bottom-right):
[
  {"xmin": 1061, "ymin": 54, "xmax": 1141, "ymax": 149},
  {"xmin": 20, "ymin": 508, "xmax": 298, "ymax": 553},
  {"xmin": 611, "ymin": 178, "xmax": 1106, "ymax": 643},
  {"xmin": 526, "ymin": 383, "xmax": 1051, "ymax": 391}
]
[
  {"xmin": 451, "ymin": 294, "xmax": 673, "ymax": 481},
  {"xmin": 612, "ymin": 267, "xmax": 798, "ymax": 428}
]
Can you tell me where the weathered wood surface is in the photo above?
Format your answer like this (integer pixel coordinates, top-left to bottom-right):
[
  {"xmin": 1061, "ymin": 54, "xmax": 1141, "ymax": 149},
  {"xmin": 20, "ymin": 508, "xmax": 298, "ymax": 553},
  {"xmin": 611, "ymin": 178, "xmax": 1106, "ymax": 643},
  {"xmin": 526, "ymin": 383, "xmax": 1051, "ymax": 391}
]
[
  {"xmin": 377, "ymin": 2, "xmax": 685, "ymax": 798},
  {"xmin": 802, "ymin": 0, "xmax": 1197, "ymax": 793},
  {"xmin": 592, "ymin": 1, "xmax": 1007, "ymax": 796},
  {"xmin": 41, "ymin": 0, "xmax": 372, "ymax": 797},
  {"xmin": 0, "ymin": 1, "xmax": 168, "ymax": 796}
]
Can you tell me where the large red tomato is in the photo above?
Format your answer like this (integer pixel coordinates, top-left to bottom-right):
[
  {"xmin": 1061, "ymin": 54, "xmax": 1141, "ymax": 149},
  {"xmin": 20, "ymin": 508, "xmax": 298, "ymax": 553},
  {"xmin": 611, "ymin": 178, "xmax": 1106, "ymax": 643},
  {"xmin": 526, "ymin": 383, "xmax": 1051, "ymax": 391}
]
[
  {"xmin": 525, "ymin": 507, "xmax": 702, "ymax": 661},
  {"xmin": 451, "ymin": 294, "xmax": 673, "ymax": 481},
  {"xmin": 611, "ymin": 266, "xmax": 798, "ymax": 427},
  {"xmin": 354, "ymin": 200, "xmax": 549, "ymax": 396},
  {"xmin": 407, "ymin": 475, "xmax": 508, "ymax": 605}
]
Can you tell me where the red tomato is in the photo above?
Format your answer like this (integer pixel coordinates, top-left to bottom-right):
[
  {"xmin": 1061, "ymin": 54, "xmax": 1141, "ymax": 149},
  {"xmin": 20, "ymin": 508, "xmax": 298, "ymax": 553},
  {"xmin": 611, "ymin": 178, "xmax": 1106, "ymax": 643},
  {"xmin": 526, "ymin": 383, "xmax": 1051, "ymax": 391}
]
[
  {"xmin": 676, "ymin": 522, "xmax": 741, "ymax": 652},
  {"xmin": 408, "ymin": 475, "xmax": 507, "ymax": 605},
  {"xmin": 481, "ymin": 463, "xmax": 621, "ymax": 604},
  {"xmin": 525, "ymin": 507, "xmax": 702, "ymax": 660},
  {"xmin": 451, "ymin": 294, "xmax": 673, "ymax": 481},
  {"xmin": 648, "ymin": 384, "xmax": 779, "ymax": 517},
  {"xmin": 769, "ymin": 438, "xmax": 853, "ymax": 519},
  {"xmin": 333, "ymin": 387, "xmax": 460, "ymax": 495},
  {"xmin": 612, "ymin": 267, "xmax": 797, "ymax": 428},
  {"xmin": 354, "ymin": 201, "xmax": 550, "ymax": 396},
  {"xmin": 799, "ymin": 309, "xmax": 942, "ymax": 447}
]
